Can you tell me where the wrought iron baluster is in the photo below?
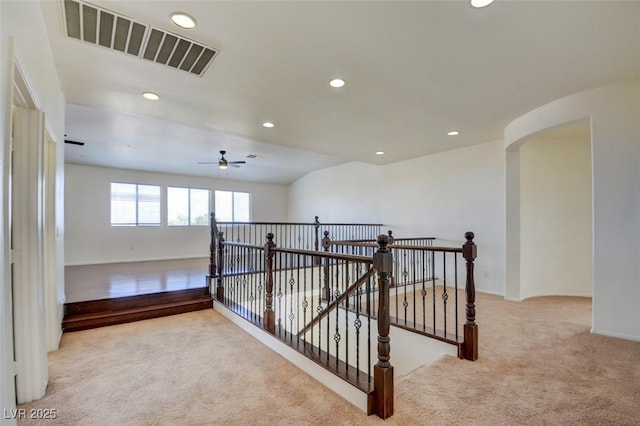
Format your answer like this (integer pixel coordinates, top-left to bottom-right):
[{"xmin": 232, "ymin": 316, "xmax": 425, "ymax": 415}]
[
  {"xmin": 367, "ymin": 267, "xmax": 372, "ymax": 385},
  {"xmin": 288, "ymin": 257, "xmax": 295, "ymax": 343},
  {"xmin": 302, "ymin": 254, "xmax": 308, "ymax": 346},
  {"xmin": 421, "ymin": 250, "xmax": 426, "ymax": 332},
  {"xmin": 412, "ymin": 249, "xmax": 417, "ymax": 327},
  {"xmin": 442, "ymin": 253, "xmax": 448, "ymax": 338},
  {"xmin": 455, "ymin": 254, "xmax": 459, "ymax": 342},
  {"xmin": 344, "ymin": 260, "xmax": 349, "ymax": 372},
  {"xmin": 402, "ymin": 249, "xmax": 408, "ymax": 325},
  {"xmin": 334, "ymin": 264, "xmax": 341, "ymax": 370},
  {"xmin": 316, "ymin": 259, "xmax": 323, "ymax": 356},
  {"xmin": 277, "ymin": 252, "xmax": 284, "ymax": 336},
  {"xmin": 216, "ymin": 231, "xmax": 225, "ymax": 302},
  {"xmin": 326, "ymin": 258, "xmax": 331, "ymax": 363}
]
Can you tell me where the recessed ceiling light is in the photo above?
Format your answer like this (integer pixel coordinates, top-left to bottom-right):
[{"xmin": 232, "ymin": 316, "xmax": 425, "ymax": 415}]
[
  {"xmin": 262, "ymin": 122, "xmax": 275, "ymax": 128},
  {"xmin": 471, "ymin": 0, "xmax": 495, "ymax": 8},
  {"xmin": 448, "ymin": 131, "xmax": 460, "ymax": 136},
  {"xmin": 376, "ymin": 151, "xmax": 385, "ymax": 155},
  {"xmin": 171, "ymin": 12, "xmax": 197, "ymax": 29},
  {"xmin": 329, "ymin": 78, "xmax": 346, "ymax": 88},
  {"xmin": 142, "ymin": 92, "xmax": 159, "ymax": 101}
]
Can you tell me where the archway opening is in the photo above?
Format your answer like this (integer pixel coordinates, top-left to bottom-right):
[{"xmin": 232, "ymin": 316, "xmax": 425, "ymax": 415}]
[{"xmin": 518, "ymin": 120, "xmax": 592, "ymax": 300}]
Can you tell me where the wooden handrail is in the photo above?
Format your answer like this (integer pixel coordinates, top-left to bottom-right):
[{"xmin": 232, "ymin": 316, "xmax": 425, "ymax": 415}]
[
  {"xmin": 223, "ymin": 241, "xmax": 264, "ymax": 250},
  {"xmin": 215, "ymin": 220, "xmax": 384, "ymax": 226},
  {"xmin": 331, "ymin": 241, "xmax": 463, "ymax": 253},
  {"xmin": 273, "ymin": 246, "xmax": 373, "ymax": 264},
  {"xmin": 332, "ymin": 237, "xmax": 435, "ymax": 243}
]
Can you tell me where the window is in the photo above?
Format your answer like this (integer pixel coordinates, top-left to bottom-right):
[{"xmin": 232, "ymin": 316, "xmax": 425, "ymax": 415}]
[
  {"xmin": 214, "ymin": 190, "xmax": 250, "ymax": 221},
  {"xmin": 167, "ymin": 187, "xmax": 210, "ymax": 226},
  {"xmin": 110, "ymin": 183, "xmax": 160, "ymax": 226}
]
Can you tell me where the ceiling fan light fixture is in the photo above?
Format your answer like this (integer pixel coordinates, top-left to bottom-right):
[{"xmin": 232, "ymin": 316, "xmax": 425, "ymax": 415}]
[
  {"xmin": 448, "ymin": 130, "xmax": 460, "ymax": 136},
  {"xmin": 171, "ymin": 12, "xmax": 197, "ymax": 29},
  {"xmin": 216, "ymin": 150, "xmax": 246, "ymax": 169},
  {"xmin": 262, "ymin": 121, "xmax": 275, "ymax": 128}
]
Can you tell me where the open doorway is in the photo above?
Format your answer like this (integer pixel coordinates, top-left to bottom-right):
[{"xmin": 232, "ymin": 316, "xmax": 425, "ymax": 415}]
[{"xmin": 518, "ymin": 120, "xmax": 592, "ymax": 300}]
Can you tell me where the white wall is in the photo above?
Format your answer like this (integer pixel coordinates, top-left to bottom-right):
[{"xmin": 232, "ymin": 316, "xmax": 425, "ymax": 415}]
[
  {"xmin": 288, "ymin": 161, "xmax": 385, "ymax": 223},
  {"xmin": 506, "ymin": 79, "xmax": 640, "ymax": 341},
  {"xmin": 1, "ymin": 0, "xmax": 66, "ymax": 415},
  {"xmin": 520, "ymin": 135, "xmax": 592, "ymax": 299},
  {"xmin": 65, "ymin": 164, "xmax": 288, "ymax": 265},
  {"xmin": 289, "ymin": 140, "xmax": 506, "ymax": 295}
]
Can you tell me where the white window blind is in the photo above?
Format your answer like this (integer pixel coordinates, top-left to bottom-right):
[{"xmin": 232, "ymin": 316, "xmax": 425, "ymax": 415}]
[
  {"xmin": 168, "ymin": 187, "xmax": 210, "ymax": 226},
  {"xmin": 110, "ymin": 183, "xmax": 160, "ymax": 226},
  {"xmin": 214, "ymin": 190, "xmax": 251, "ymax": 222},
  {"xmin": 190, "ymin": 188, "xmax": 210, "ymax": 225}
]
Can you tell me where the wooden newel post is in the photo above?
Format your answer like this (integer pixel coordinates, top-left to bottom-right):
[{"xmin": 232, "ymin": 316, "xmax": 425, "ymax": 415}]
[
  {"xmin": 216, "ymin": 231, "xmax": 225, "ymax": 302},
  {"xmin": 209, "ymin": 213, "xmax": 217, "ymax": 278},
  {"xmin": 462, "ymin": 231, "xmax": 478, "ymax": 361},
  {"xmin": 313, "ymin": 216, "xmax": 321, "ymax": 266},
  {"xmin": 264, "ymin": 233, "xmax": 276, "ymax": 334},
  {"xmin": 372, "ymin": 234, "xmax": 394, "ymax": 419},
  {"xmin": 313, "ymin": 216, "xmax": 320, "ymax": 252},
  {"xmin": 387, "ymin": 230, "xmax": 395, "ymax": 288},
  {"xmin": 321, "ymin": 231, "xmax": 331, "ymax": 302},
  {"xmin": 322, "ymin": 230, "xmax": 331, "ymax": 252}
]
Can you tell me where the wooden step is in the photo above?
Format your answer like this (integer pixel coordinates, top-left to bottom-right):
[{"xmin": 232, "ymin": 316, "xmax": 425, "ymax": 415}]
[
  {"xmin": 64, "ymin": 287, "xmax": 210, "ymax": 317},
  {"xmin": 63, "ymin": 287, "xmax": 212, "ymax": 332}
]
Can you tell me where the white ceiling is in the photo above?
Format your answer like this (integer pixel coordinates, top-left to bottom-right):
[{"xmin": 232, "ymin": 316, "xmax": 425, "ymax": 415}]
[{"xmin": 41, "ymin": 0, "xmax": 640, "ymax": 184}]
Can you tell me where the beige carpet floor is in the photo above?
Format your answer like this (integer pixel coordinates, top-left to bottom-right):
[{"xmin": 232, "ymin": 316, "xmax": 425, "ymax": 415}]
[{"xmin": 18, "ymin": 293, "xmax": 640, "ymax": 425}]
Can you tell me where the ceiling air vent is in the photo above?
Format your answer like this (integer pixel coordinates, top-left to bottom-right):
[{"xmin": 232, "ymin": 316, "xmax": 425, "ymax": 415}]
[{"xmin": 62, "ymin": 0, "xmax": 218, "ymax": 77}]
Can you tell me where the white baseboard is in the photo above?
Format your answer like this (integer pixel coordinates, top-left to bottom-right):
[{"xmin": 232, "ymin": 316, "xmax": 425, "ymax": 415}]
[
  {"xmin": 590, "ymin": 328, "xmax": 640, "ymax": 343},
  {"xmin": 476, "ymin": 288, "xmax": 505, "ymax": 297},
  {"xmin": 521, "ymin": 292, "xmax": 592, "ymax": 300}
]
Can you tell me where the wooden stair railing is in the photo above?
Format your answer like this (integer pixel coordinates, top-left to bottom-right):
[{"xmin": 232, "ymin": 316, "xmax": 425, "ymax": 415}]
[
  {"xmin": 212, "ymin": 227, "xmax": 478, "ymax": 419},
  {"xmin": 315, "ymin": 233, "xmax": 479, "ymax": 361},
  {"xmin": 215, "ymin": 232, "xmax": 395, "ymax": 419}
]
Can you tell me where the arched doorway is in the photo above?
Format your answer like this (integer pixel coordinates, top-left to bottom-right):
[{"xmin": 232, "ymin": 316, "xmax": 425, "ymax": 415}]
[
  {"xmin": 517, "ymin": 121, "xmax": 592, "ymax": 300},
  {"xmin": 505, "ymin": 80, "xmax": 640, "ymax": 340}
]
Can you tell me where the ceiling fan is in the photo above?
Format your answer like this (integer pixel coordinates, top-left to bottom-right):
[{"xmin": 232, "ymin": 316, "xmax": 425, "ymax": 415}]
[{"xmin": 198, "ymin": 150, "xmax": 246, "ymax": 170}]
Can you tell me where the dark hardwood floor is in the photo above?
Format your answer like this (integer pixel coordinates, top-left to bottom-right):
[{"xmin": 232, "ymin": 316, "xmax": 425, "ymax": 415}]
[
  {"xmin": 65, "ymin": 257, "xmax": 210, "ymax": 303},
  {"xmin": 63, "ymin": 258, "xmax": 212, "ymax": 332}
]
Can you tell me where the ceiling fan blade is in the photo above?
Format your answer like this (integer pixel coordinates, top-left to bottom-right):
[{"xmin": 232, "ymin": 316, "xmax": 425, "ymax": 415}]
[{"xmin": 228, "ymin": 161, "xmax": 246, "ymax": 164}]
